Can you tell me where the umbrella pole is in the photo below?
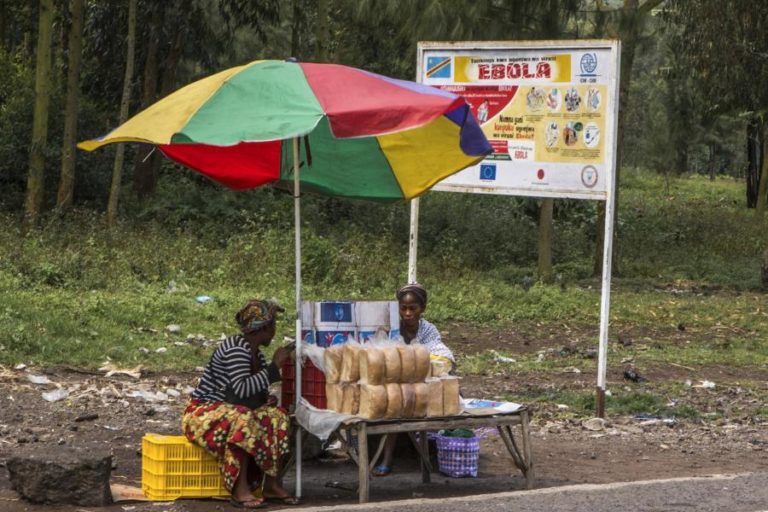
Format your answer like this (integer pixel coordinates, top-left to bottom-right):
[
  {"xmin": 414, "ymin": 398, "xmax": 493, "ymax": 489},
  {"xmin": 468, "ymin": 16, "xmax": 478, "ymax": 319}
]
[{"xmin": 292, "ymin": 136, "xmax": 303, "ymax": 498}]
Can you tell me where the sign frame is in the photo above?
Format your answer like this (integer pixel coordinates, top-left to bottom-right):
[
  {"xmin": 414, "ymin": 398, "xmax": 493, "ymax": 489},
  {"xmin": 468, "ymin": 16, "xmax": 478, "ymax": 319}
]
[{"xmin": 410, "ymin": 40, "xmax": 621, "ymax": 416}]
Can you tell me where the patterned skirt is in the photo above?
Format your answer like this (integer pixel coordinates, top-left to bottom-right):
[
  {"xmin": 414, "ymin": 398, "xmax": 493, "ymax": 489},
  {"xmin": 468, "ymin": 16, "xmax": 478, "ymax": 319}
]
[{"xmin": 182, "ymin": 399, "xmax": 290, "ymax": 492}]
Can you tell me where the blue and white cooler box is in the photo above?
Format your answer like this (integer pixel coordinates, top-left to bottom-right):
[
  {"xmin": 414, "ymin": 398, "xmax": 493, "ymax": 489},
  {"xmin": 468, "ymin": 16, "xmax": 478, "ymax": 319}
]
[{"xmin": 300, "ymin": 300, "xmax": 399, "ymax": 347}]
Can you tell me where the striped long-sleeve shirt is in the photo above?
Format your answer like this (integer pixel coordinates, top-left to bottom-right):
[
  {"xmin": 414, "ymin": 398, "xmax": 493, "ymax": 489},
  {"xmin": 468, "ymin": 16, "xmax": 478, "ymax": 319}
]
[{"xmin": 191, "ymin": 335, "xmax": 281, "ymax": 403}]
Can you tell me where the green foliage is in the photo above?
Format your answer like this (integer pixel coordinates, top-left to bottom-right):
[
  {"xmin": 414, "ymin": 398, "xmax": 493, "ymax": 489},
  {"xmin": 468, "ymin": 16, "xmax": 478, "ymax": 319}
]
[
  {"xmin": 521, "ymin": 389, "xmax": 700, "ymax": 418},
  {"xmin": 2, "ymin": 170, "xmax": 768, "ymax": 369}
]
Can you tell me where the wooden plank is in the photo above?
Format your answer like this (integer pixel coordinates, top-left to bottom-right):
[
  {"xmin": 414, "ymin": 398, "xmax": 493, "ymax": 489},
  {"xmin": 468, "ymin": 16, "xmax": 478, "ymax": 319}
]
[
  {"xmin": 357, "ymin": 422, "xmax": 369, "ymax": 503},
  {"xmin": 343, "ymin": 428, "xmax": 359, "ymax": 467},
  {"xmin": 365, "ymin": 416, "xmax": 521, "ymax": 434},
  {"xmin": 520, "ymin": 409, "xmax": 535, "ymax": 489},
  {"xmin": 369, "ymin": 434, "xmax": 389, "ymax": 472},
  {"xmin": 419, "ymin": 430, "xmax": 430, "ymax": 483}
]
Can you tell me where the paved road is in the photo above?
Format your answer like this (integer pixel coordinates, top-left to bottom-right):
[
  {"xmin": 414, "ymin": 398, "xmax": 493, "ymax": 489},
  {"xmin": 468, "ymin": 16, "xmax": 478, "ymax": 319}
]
[{"xmin": 291, "ymin": 473, "xmax": 768, "ymax": 512}]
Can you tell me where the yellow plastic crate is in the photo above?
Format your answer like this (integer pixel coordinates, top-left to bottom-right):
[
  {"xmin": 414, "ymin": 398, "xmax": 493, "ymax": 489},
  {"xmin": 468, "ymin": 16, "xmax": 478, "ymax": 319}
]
[{"xmin": 141, "ymin": 434, "xmax": 229, "ymax": 501}]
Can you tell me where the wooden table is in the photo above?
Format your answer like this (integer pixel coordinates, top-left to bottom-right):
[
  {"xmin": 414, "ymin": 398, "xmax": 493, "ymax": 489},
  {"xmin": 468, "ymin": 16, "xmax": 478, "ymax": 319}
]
[{"xmin": 339, "ymin": 408, "xmax": 534, "ymax": 503}]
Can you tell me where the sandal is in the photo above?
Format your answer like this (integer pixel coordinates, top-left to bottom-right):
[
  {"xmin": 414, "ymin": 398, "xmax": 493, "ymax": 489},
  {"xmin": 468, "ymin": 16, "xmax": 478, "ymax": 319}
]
[
  {"xmin": 263, "ymin": 495, "xmax": 301, "ymax": 505},
  {"xmin": 229, "ymin": 497, "xmax": 266, "ymax": 509},
  {"xmin": 372, "ymin": 464, "xmax": 392, "ymax": 477}
]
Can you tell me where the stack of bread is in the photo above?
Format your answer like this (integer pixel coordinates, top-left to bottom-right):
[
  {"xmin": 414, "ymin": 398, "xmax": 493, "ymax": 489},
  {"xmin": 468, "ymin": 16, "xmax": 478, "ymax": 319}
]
[{"xmin": 323, "ymin": 343, "xmax": 461, "ymax": 420}]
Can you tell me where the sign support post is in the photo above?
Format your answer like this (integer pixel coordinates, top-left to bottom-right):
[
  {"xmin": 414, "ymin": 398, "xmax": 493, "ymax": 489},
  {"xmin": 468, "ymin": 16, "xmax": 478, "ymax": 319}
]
[{"xmin": 414, "ymin": 40, "xmax": 621, "ymax": 416}]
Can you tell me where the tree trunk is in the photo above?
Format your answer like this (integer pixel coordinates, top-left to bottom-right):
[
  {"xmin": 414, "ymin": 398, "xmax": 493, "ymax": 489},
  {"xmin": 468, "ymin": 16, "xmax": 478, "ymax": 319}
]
[
  {"xmin": 593, "ymin": 0, "xmax": 661, "ymax": 276},
  {"xmin": 132, "ymin": 6, "xmax": 161, "ymax": 199},
  {"xmin": 316, "ymin": 0, "xmax": 328, "ymax": 62},
  {"xmin": 291, "ymin": 0, "xmax": 302, "ymax": 59},
  {"xmin": 536, "ymin": 0, "xmax": 560, "ymax": 282},
  {"xmin": 56, "ymin": 0, "xmax": 84, "ymax": 209},
  {"xmin": 23, "ymin": 0, "xmax": 54, "ymax": 228},
  {"xmin": 746, "ymin": 119, "xmax": 761, "ymax": 208},
  {"xmin": 106, "ymin": 0, "xmax": 136, "ymax": 227},
  {"xmin": 756, "ymin": 122, "xmax": 768, "ymax": 214},
  {"xmin": 537, "ymin": 198, "xmax": 554, "ymax": 283},
  {"xmin": 0, "ymin": 1, "xmax": 7, "ymax": 50}
]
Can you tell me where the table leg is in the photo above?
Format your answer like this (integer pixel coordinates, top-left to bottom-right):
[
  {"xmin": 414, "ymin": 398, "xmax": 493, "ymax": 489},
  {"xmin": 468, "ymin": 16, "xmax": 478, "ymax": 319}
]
[
  {"xmin": 520, "ymin": 410, "xmax": 535, "ymax": 489},
  {"xmin": 358, "ymin": 423, "xmax": 369, "ymax": 503},
  {"xmin": 419, "ymin": 430, "xmax": 430, "ymax": 483}
]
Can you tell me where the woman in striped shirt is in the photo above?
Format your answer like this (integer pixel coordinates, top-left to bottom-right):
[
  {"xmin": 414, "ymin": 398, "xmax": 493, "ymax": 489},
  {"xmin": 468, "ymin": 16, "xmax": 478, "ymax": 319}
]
[{"xmin": 182, "ymin": 299, "xmax": 298, "ymax": 508}]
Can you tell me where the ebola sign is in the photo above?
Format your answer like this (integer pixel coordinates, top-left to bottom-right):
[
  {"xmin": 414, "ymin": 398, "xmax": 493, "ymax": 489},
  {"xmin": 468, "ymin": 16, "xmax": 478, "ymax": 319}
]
[{"xmin": 418, "ymin": 41, "xmax": 620, "ymax": 200}]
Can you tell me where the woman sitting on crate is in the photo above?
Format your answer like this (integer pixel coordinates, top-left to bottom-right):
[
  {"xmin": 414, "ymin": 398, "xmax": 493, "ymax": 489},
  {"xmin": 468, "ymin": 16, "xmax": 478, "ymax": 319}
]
[
  {"xmin": 372, "ymin": 283, "xmax": 455, "ymax": 477},
  {"xmin": 182, "ymin": 299, "xmax": 299, "ymax": 508}
]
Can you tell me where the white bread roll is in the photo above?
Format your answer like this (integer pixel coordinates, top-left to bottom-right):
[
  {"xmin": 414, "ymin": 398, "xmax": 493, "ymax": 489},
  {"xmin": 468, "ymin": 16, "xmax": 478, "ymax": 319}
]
[
  {"xmin": 323, "ymin": 346, "xmax": 343, "ymax": 384},
  {"xmin": 442, "ymin": 376, "xmax": 461, "ymax": 416},
  {"xmin": 359, "ymin": 347, "xmax": 386, "ymax": 385},
  {"xmin": 397, "ymin": 345, "xmax": 416, "ymax": 383},
  {"xmin": 413, "ymin": 345, "xmax": 431, "ymax": 382},
  {"xmin": 358, "ymin": 384, "xmax": 388, "ymax": 419},
  {"xmin": 340, "ymin": 344, "xmax": 362, "ymax": 383},
  {"xmin": 425, "ymin": 378, "xmax": 444, "ymax": 417},
  {"xmin": 340, "ymin": 383, "xmax": 360, "ymax": 415},
  {"xmin": 384, "ymin": 383, "xmax": 402, "ymax": 418},
  {"xmin": 412, "ymin": 382, "xmax": 428, "ymax": 417},
  {"xmin": 382, "ymin": 347, "xmax": 402, "ymax": 384},
  {"xmin": 400, "ymin": 383, "xmax": 416, "ymax": 417}
]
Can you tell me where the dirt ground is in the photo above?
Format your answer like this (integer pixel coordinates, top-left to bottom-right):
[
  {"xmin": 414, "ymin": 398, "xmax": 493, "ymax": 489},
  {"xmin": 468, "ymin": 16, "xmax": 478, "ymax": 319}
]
[{"xmin": 1, "ymin": 323, "xmax": 767, "ymax": 511}]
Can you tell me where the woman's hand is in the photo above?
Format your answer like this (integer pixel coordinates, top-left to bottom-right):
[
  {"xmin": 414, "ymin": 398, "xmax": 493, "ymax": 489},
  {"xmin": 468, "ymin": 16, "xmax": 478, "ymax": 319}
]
[{"xmin": 272, "ymin": 346, "xmax": 292, "ymax": 367}]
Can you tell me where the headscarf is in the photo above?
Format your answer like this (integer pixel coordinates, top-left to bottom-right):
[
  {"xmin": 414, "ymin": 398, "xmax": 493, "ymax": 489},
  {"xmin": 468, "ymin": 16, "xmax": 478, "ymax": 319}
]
[
  {"xmin": 396, "ymin": 283, "xmax": 428, "ymax": 307},
  {"xmin": 235, "ymin": 299, "xmax": 285, "ymax": 334}
]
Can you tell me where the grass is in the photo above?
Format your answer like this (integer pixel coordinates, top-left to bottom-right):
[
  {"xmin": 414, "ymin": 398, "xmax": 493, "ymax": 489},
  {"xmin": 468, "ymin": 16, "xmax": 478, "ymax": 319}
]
[{"xmin": 1, "ymin": 170, "xmax": 767, "ymax": 378}]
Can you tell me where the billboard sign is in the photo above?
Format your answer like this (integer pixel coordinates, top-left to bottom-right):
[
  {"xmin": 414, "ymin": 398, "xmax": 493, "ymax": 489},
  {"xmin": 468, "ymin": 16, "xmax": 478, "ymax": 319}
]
[{"xmin": 418, "ymin": 40, "xmax": 620, "ymax": 200}]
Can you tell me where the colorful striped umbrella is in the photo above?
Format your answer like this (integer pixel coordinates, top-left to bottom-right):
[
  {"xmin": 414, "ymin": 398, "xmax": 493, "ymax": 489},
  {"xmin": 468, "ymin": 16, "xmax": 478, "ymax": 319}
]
[
  {"xmin": 79, "ymin": 60, "xmax": 490, "ymax": 498},
  {"xmin": 79, "ymin": 59, "xmax": 491, "ymax": 201}
]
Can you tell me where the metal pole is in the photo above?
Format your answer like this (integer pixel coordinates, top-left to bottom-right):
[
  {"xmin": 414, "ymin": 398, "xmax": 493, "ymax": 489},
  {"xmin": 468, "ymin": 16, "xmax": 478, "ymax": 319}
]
[
  {"xmin": 407, "ymin": 197, "xmax": 420, "ymax": 284},
  {"xmin": 596, "ymin": 41, "xmax": 622, "ymax": 418},
  {"xmin": 292, "ymin": 137, "xmax": 303, "ymax": 497}
]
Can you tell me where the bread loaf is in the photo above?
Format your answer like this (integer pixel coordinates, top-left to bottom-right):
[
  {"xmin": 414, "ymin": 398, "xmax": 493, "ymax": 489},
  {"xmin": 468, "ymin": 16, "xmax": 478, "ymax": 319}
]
[
  {"xmin": 397, "ymin": 345, "xmax": 416, "ymax": 383},
  {"xmin": 323, "ymin": 346, "xmax": 343, "ymax": 384},
  {"xmin": 340, "ymin": 383, "xmax": 360, "ymax": 415},
  {"xmin": 412, "ymin": 382, "xmax": 428, "ymax": 417},
  {"xmin": 340, "ymin": 344, "xmax": 362, "ymax": 383},
  {"xmin": 442, "ymin": 377, "xmax": 461, "ymax": 416},
  {"xmin": 384, "ymin": 383, "xmax": 402, "ymax": 418},
  {"xmin": 325, "ymin": 382, "xmax": 341, "ymax": 411},
  {"xmin": 359, "ymin": 347, "xmax": 386, "ymax": 385},
  {"xmin": 429, "ymin": 357, "xmax": 450, "ymax": 378},
  {"xmin": 400, "ymin": 383, "xmax": 416, "ymax": 417},
  {"xmin": 382, "ymin": 347, "xmax": 402, "ymax": 384},
  {"xmin": 358, "ymin": 384, "xmax": 388, "ymax": 419},
  {"xmin": 413, "ymin": 345, "xmax": 431, "ymax": 382},
  {"xmin": 425, "ymin": 378, "xmax": 444, "ymax": 417}
]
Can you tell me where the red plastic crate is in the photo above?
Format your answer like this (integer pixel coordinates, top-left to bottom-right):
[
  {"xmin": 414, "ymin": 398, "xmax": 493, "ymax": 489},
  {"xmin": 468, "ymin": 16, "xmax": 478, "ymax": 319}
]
[{"xmin": 281, "ymin": 358, "xmax": 327, "ymax": 410}]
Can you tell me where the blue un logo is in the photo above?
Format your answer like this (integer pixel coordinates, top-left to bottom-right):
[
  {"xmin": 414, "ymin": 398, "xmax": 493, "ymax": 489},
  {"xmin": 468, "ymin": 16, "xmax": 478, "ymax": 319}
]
[
  {"xmin": 580, "ymin": 53, "xmax": 598, "ymax": 75},
  {"xmin": 480, "ymin": 164, "xmax": 496, "ymax": 181}
]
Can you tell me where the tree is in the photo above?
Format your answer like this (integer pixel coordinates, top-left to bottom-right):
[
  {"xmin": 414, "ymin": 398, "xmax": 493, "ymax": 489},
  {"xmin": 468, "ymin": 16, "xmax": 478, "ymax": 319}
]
[
  {"xmin": 56, "ymin": 0, "xmax": 84, "ymax": 209},
  {"xmin": 590, "ymin": 0, "xmax": 663, "ymax": 276},
  {"xmin": 667, "ymin": 0, "xmax": 768, "ymax": 211},
  {"xmin": 316, "ymin": 0, "xmax": 329, "ymax": 62},
  {"xmin": 23, "ymin": 0, "xmax": 54, "ymax": 227},
  {"xmin": 106, "ymin": 0, "xmax": 136, "ymax": 227}
]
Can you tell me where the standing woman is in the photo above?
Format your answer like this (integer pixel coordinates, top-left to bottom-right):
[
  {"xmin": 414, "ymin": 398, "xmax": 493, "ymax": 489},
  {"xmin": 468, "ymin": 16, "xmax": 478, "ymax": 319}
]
[
  {"xmin": 182, "ymin": 299, "xmax": 299, "ymax": 508},
  {"xmin": 372, "ymin": 283, "xmax": 455, "ymax": 477}
]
